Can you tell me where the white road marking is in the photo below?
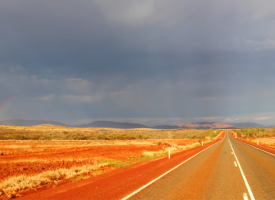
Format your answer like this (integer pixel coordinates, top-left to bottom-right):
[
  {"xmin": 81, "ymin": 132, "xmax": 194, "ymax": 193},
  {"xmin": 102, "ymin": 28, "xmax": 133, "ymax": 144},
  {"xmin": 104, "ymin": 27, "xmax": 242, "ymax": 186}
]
[
  {"xmin": 231, "ymin": 152, "xmax": 233, "ymax": 154},
  {"xmin": 243, "ymin": 193, "xmax": 249, "ymax": 200},
  {"xmin": 234, "ymin": 161, "xmax": 237, "ymax": 167},
  {"xmin": 229, "ymin": 140, "xmax": 255, "ymax": 200},
  {"xmin": 121, "ymin": 135, "xmax": 225, "ymax": 200}
]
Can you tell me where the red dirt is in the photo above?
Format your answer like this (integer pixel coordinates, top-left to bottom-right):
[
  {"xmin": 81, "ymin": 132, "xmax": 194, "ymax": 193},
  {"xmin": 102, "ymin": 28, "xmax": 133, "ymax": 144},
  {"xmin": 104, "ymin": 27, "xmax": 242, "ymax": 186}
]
[
  {"xmin": 230, "ymin": 131, "xmax": 275, "ymax": 154},
  {"xmin": 18, "ymin": 133, "xmax": 225, "ymax": 200},
  {"xmin": 0, "ymin": 142, "xmax": 171, "ymax": 182},
  {"xmin": 0, "ymin": 140, "xmax": 178, "ymax": 199},
  {"xmin": 0, "ymin": 139, "xmax": 198, "ymax": 182}
]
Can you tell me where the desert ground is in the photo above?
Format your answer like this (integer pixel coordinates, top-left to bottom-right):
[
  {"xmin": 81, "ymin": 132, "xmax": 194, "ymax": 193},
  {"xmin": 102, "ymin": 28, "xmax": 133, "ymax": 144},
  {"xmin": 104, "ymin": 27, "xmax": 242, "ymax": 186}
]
[{"xmin": 0, "ymin": 125, "xmax": 217, "ymax": 199}]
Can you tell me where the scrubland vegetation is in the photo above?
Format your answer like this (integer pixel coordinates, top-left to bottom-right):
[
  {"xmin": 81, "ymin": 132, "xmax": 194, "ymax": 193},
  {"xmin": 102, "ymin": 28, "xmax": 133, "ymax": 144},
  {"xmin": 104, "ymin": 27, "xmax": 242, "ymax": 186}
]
[
  {"xmin": 232, "ymin": 128, "xmax": 275, "ymax": 148},
  {"xmin": 233, "ymin": 127, "xmax": 275, "ymax": 139},
  {"xmin": 0, "ymin": 125, "xmax": 222, "ymax": 140}
]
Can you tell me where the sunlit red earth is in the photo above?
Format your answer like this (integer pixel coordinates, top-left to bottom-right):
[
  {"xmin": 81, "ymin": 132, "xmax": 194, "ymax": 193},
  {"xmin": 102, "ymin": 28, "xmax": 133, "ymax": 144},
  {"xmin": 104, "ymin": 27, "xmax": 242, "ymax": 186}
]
[
  {"xmin": 1, "ymin": 131, "xmax": 274, "ymax": 199},
  {"xmin": 0, "ymin": 139, "xmax": 197, "ymax": 182}
]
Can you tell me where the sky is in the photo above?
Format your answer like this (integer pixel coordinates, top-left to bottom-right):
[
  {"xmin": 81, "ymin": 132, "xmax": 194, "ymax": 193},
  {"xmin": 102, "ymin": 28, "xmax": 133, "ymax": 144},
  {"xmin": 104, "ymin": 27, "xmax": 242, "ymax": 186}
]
[{"xmin": 1, "ymin": 0, "xmax": 275, "ymax": 126}]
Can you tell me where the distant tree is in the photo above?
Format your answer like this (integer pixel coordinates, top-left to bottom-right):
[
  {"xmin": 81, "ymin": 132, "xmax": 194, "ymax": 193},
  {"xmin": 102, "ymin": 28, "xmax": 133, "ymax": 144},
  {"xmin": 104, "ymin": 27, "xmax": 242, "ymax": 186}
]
[
  {"xmin": 249, "ymin": 127, "xmax": 255, "ymax": 137},
  {"xmin": 260, "ymin": 128, "xmax": 265, "ymax": 132},
  {"xmin": 241, "ymin": 129, "xmax": 249, "ymax": 138},
  {"xmin": 208, "ymin": 128, "xmax": 214, "ymax": 139}
]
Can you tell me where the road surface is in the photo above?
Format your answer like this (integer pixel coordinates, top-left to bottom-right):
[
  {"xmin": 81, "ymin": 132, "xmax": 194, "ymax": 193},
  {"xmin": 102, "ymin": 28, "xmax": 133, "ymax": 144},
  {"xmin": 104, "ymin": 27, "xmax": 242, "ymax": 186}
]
[{"xmin": 126, "ymin": 132, "xmax": 275, "ymax": 200}]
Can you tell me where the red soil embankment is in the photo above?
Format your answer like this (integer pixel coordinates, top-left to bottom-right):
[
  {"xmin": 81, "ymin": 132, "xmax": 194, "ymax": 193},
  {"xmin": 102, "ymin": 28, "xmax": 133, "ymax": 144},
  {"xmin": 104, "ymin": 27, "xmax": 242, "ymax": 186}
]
[{"xmin": 230, "ymin": 132, "xmax": 275, "ymax": 154}]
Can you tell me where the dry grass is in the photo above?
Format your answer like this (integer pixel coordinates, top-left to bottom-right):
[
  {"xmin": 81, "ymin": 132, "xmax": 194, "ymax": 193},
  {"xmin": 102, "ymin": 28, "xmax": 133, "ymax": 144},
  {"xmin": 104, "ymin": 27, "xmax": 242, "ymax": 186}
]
[
  {"xmin": 248, "ymin": 137, "xmax": 275, "ymax": 146},
  {"xmin": 0, "ymin": 163, "xmax": 107, "ymax": 196},
  {"xmin": 142, "ymin": 150, "xmax": 167, "ymax": 157},
  {"xmin": 142, "ymin": 141, "xmax": 203, "ymax": 158},
  {"xmin": 0, "ymin": 158, "xmax": 94, "ymax": 163}
]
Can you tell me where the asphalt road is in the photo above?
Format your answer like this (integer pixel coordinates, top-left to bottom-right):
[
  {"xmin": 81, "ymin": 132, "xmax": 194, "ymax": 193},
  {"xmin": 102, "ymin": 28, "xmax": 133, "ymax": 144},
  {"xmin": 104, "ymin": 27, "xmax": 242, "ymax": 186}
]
[{"xmin": 127, "ymin": 132, "xmax": 275, "ymax": 200}]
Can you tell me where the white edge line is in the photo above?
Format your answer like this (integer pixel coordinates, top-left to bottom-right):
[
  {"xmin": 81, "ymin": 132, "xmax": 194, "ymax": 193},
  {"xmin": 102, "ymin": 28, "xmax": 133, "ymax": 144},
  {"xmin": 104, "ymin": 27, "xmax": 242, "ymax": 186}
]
[
  {"xmin": 121, "ymin": 135, "xmax": 225, "ymax": 200},
  {"xmin": 229, "ymin": 139, "xmax": 255, "ymax": 200},
  {"xmin": 234, "ymin": 139, "xmax": 275, "ymax": 157}
]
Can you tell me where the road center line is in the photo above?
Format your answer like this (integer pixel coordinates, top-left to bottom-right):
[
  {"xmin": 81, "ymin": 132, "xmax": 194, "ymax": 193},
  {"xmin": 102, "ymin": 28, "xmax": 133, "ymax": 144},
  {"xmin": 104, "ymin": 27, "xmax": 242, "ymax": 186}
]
[
  {"xmin": 229, "ymin": 139, "xmax": 255, "ymax": 200},
  {"xmin": 121, "ymin": 136, "xmax": 225, "ymax": 200}
]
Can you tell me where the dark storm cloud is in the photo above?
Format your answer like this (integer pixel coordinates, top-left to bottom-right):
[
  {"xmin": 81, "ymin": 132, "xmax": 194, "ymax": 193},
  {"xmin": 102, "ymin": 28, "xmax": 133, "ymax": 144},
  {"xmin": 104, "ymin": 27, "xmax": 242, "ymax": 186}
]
[
  {"xmin": 0, "ymin": 1, "xmax": 109, "ymax": 69},
  {"xmin": 1, "ymin": 1, "xmax": 274, "ymax": 75},
  {"xmin": 1, "ymin": 0, "xmax": 275, "ymax": 125}
]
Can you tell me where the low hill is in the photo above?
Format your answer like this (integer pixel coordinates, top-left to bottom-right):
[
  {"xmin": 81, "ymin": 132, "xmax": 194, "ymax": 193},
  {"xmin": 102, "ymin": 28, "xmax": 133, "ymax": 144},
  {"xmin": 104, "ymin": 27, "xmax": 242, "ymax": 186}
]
[
  {"xmin": 31, "ymin": 124, "xmax": 71, "ymax": 128},
  {"xmin": 153, "ymin": 125, "xmax": 180, "ymax": 129},
  {"xmin": 228, "ymin": 122, "xmax": 264, "ymax": 128},
  {"xmin": 78, "ymin": 121, "xmax": 148, "ymax": 129},
  {"xmin": 0, "ymin": 119, "xmax": 268, "ymax": 129},
  {"xmin": 172, "ymin": 122, "xmax": 233, "ymax": 129}
]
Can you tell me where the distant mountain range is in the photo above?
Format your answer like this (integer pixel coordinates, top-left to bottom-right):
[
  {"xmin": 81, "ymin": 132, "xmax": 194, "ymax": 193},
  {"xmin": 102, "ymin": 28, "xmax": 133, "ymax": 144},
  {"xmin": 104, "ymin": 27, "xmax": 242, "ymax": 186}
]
[
  {"xmin": 172, "ymin": 122, "xmax": 233, "ymax": 129},
  {"xmin": 153, "ymin": 125, "xmax": 177, "ymax": 129},
  {"xmin": 0, "ymin": 119, "xmax": 271, "ymax": 129},
  {"xmin": 77, "ymin": 121, "xmax": 147, "ymax": 129},
  {"xmin": 227, "ymin": 122, "xmax": 265, "ymax": 128}
]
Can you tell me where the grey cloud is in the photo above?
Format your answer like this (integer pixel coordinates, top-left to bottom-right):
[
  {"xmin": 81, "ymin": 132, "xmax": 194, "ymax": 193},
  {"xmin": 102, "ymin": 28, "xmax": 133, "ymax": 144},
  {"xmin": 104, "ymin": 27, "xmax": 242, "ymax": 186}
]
[
  {"xmin": 1, "ymin": 0, "xmax": 275, "ymax": 125},
  {"xmin": 244, "ymin": 39, "xmax": 275, "ymax": 51}
]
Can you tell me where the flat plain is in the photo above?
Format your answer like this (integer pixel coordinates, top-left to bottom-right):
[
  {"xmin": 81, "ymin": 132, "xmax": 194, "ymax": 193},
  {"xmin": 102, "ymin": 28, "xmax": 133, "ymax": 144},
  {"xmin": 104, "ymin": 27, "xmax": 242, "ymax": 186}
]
[
  {"xmin": 1, "ymin": 125, "xmax": 274, "ymax": 199},
  {"xmin": 0, "ymin": 125, "xmax": 214, "ymax": 199}
]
